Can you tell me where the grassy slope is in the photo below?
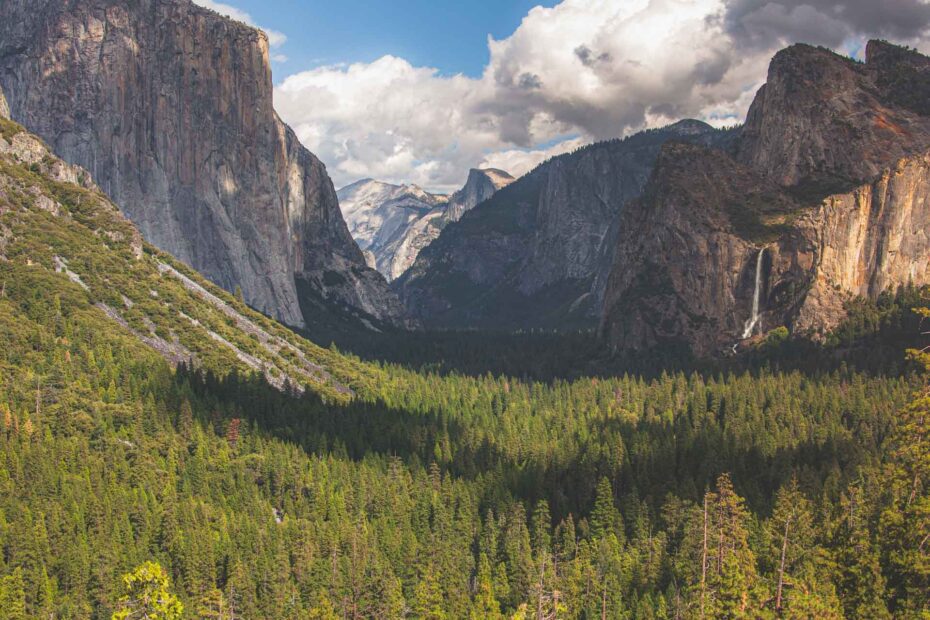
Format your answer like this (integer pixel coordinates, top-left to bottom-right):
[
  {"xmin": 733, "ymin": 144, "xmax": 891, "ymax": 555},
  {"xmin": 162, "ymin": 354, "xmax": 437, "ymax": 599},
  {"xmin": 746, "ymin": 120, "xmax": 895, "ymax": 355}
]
[{"xmin": 0, "ymin": 123, "xmax": 386, "ymax": 404}]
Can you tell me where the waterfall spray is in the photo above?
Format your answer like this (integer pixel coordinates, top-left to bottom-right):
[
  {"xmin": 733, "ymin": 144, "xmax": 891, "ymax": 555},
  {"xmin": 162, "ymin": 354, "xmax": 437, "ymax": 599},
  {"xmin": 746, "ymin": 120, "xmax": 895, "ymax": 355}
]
[{"xmin": 741, "ymin": 248, "xmax": 765, "ymax": 339}]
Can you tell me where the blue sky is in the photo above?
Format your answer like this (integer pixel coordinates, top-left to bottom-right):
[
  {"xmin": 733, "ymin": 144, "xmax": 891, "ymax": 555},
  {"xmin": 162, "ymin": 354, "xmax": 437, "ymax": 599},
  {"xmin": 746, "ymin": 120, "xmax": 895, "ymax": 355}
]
[
  {"xmin": 219, "ymin": 0, "xmax": 558, "ymax": 78},
  {"xmin": 196, "ymin": 0, "xmax": 930, "ymax": 192}
]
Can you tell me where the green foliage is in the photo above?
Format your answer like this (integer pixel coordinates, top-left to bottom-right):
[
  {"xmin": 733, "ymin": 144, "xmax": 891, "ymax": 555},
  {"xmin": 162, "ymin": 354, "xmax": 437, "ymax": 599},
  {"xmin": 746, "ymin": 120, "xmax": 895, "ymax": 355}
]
[
  {"xmin": 0, "ymin": 134, "xmax": 927, "ymax": 618},
  {"xmin": 0, "ymin": 569, "xmax": 28, "ymax": 620},
  {"xmin": 0, "ymin": 116, "xmax": 24, "ymax": 142},
  {"xmin": 112, "ymin": 562, "xmax": 183, "ymax": 620},
  {"xmin": 590, "ymin": 477, "xmax": 623, "ymax": 542}
]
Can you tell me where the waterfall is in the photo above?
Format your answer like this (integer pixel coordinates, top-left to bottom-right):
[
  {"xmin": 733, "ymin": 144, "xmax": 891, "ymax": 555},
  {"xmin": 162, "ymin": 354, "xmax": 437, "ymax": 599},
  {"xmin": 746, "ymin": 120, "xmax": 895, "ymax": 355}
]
[{"xmin": 741, "ymin": 248, "xmax": 765, "ymax": 339}]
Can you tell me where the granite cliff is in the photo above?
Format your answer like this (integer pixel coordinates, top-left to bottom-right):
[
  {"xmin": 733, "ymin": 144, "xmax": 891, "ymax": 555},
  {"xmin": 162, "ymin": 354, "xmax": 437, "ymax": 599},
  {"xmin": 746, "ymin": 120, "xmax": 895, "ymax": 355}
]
[
  {"xmin": 395, "ymin": 121, "xmax": 736, "ymax": 328},
  {"xmin": 0, "ymin": 0, "xmax": 405, "ymax": 329},
  {"xmin": 443, "ymin": 168, "xmax": 515, "ymax": 222},
  {"xmin": 338, "ymin": 168, "xmax": 512, "ymax": 281},
  {"xmin": 601, "ymin": 41, "xmax": 930, "ymax": 356}
]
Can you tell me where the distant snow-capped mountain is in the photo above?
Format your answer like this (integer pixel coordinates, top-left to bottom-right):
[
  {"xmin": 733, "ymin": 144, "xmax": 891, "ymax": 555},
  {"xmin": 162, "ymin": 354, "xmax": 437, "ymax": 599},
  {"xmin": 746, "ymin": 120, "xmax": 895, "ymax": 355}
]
[{"xmin": 338, "ymin": 168, "xmax": 514, "ymax": 280}]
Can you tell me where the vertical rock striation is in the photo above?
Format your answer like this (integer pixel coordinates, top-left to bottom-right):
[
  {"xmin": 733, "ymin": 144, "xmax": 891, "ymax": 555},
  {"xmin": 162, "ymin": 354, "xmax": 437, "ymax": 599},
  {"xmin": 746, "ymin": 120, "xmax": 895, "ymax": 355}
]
[
  {"xmin": 0, "ymin": 0, "xmax": 405, "ymax": 328},
  {"xmin": 601, "ymin": 41, "xmax": 930, "ymax": 356},
  {"xmin": 338, "ymin": 168, "xmax": 514, "ymax": 282},
  {"xmin": 396, "ymin": 120, "xmax": 736, "ymax": 329}
]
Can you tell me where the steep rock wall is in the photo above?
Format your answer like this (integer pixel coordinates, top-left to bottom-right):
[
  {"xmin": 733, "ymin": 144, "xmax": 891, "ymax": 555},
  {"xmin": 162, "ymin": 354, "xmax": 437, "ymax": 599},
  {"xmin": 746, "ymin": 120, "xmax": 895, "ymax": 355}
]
[
  {"xmin": 396, "ymin": 120, "xmax": 735, "ymax": 329},
  {"xmin": 0, "ymin": 0, "xmax": 404, "ymax": 328},
  {"xmin": 601, "ymin": 146, "xmax": 930, "ymax": 356},
  {"xmin": 602, "ymin": 40, "xmax": 930, "ymax": 356}
]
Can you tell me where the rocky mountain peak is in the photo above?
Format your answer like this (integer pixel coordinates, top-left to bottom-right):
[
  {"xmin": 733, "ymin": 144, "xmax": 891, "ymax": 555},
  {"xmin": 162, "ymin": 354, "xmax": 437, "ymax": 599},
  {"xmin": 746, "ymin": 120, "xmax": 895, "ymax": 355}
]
[
  {"xmin": 447, "ymin": 168, "xmax": 516, "ymax": 218},
  {"xmin": 866, "ymin": 39, "xmax": 930, "ymax": 68},
  {"xmin": 602, "ymin": 40, "xmax": 930, "ymax": 356},
  {"xmin": 337, "ymin": 168, "xmax": 514, "ymax": 282},
  {"xmin": 473, "ymin": 168, "xmax": 515, "ymax": 190},
  {"xmin": 866, "ymin": 39, "xmax": 930, "ymax": 116},
  {"xmin": 737, "ymin": 40, "xmax": 930, "ymax": 195},
  {"xmin": 664, "ymin": 119, "xmax": 716, "ymax": 136},
  {"xmin": 0, "ymin": 0, "xmax": 406, "ymax": 330}
]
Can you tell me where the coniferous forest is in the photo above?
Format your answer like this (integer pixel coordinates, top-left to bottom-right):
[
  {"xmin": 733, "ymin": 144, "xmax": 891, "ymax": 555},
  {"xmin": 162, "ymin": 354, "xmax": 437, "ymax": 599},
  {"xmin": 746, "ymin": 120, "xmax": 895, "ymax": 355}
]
[
  {"xmin": 2, "ymin": 260, "xmax": 930, "ymax": 618},
  {"xmin": 0, "ymin": 134, "xmax": 928, "ymax": 616}
]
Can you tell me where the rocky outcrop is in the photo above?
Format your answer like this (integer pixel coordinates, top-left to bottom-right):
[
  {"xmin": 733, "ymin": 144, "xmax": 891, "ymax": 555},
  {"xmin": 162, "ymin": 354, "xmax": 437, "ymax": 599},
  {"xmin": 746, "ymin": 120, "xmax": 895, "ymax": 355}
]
[
  {"xmin": 793, "ymin": 153, "xmax": 930, "ymax": 337},
  {"xmin": 337, "ymin": 179, "xmax": 448, "ymax": 280},
  {"xmin": 443, "ymin": 168, "xmax": 514, "ymax": 222},
  {"xmin": 395, "ymin": 120, "xmax": 736, "ymax": 329},
  {"xmin": 736, "ymin": 42, "xmax": 930, "ymax": 195},
  {"xmin": 0, "ymin": 0, "xmax": 405, "ymax": 328},
  {"xmin": 338, "ymin": 168, "xmax": 513, "ymax": 281},
  {"xmin": 600, "ymin": 144, "xmax": 808, "ymax": 356},
  {"xmin": 603, "ymin": 144, "xmax": 930, "ymax": 356},
  {"xmin": 602, "ymin": 41, "xmax": 930, "ymax": 356}
]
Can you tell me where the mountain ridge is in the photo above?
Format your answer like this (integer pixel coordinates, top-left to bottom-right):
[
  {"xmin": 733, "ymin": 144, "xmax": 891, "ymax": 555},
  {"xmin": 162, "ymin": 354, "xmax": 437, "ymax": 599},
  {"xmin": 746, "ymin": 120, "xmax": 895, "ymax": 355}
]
[
  {"xmin": 394, "ymin": 119, "xmax": 738, "ymax": 329},
  {"xmin": 0, "ymin": 0, "xmax": 406, "ymax": 330},
  {"xmin": 601, "ymin": 40, "xmax": 930, "ymax": 356},
  {"xmin": 338, "ymin": 167, "xmax": 514, "ymax": 281}
]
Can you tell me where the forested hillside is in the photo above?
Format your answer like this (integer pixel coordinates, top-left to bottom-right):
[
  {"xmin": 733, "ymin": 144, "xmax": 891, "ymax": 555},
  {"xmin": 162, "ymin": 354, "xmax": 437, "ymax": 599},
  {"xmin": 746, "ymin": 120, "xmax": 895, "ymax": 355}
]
[{"xmin": 0, "ymin": 117, "xmax": 928, "ymax": 618}]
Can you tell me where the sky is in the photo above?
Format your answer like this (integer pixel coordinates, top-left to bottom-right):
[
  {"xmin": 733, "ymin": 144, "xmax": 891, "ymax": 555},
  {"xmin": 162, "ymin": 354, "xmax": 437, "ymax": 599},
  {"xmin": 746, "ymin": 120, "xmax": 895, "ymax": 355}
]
[{"xmin": 195, "ymin": 0, "xmax": 930, "ymax": 193}]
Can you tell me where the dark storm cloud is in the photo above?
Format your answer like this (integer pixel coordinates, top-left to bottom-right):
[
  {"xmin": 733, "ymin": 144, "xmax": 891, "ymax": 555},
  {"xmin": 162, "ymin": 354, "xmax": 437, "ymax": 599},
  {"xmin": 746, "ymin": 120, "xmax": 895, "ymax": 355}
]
[{"xmin": 724, "ymin": 0, "xmax": 930, "ymax": 50}]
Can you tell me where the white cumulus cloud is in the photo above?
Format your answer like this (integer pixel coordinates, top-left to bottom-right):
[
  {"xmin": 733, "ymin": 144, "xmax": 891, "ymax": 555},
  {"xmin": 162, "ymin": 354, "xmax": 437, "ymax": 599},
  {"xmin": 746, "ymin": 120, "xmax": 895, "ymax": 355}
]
[{"xmin": 273, "ymin": 0, "xmax": 930, "ymax": 192}]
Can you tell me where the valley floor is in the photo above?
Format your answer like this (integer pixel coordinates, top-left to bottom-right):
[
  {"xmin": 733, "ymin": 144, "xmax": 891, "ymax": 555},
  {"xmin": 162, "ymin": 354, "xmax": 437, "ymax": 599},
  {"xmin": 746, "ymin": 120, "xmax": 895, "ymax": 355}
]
[{"xmin": 1, "ymin": 261, "xmax": 929, "ymax": 618}]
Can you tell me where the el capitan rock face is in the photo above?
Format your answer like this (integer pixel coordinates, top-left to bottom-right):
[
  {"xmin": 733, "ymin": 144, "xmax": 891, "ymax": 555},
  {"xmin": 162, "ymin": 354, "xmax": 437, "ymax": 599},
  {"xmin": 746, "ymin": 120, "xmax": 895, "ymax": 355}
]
[
  {"xmin": 0, "ymin": 0, "xmax": 405, "ymax": 328},
  {"xmin": 601, "ymin": 41, "xmax": 930, "ymax": 356},
  {"xmin": 395, "ymin": 120, "xmax": 736, "ymax": 329}
]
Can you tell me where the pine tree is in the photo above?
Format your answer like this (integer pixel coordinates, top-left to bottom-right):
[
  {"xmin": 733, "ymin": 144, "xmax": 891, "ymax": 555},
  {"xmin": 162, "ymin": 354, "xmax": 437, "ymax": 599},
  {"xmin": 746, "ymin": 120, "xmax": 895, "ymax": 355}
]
[
  {"xmin": 704, "ymin": 474, "xmax": 758, "ymax": 619},
  {"xmin": 0, "ymin": 569, "xmax": 28, "ymax": 620},
  {"xmin": 880, "ymin": 350, "xmax": 930, "ymax": 613},
  {"xmin": 471, "ymin": 554, "xmax": 503, "ymax": 620},
  {"xmin": 307, "ymin": 590, "xmax": 340, "ymax": 620},
  {"xmin": 196, "ymin": 589, "xmax": 231, "ymax": 619},
  {"xmin": 413, "ymin": 565, "xmax": 447, "ymax": 620},
  {"xmin": 225, "ymin": 559, "xmax": 258, "ymax": 620},
  {"xmin": 555, "ymin": 515, "xmax": 577, "ymax": 564},
  {"xmin": 590, "ymin": 477, "xmax": 623, "ymax": 542},
  {"xmin": 835, "ymin": 486, "xmax": 891, "ymax": 620},
  {"xmin": 768, "ymin": 478, "xmax": 815, "ymax": 614},
  {"xmin": 531, "ymin": 500, "xmax": 552, "ymax": 557},
  {"xmin": 503, "ymin": 503, "xmax": 534, "ymax": 609},
  {"xmin": 111, "ymin": 561, "xmax": 183, "ymax": 620}
]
